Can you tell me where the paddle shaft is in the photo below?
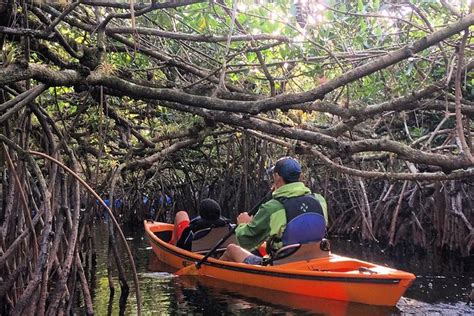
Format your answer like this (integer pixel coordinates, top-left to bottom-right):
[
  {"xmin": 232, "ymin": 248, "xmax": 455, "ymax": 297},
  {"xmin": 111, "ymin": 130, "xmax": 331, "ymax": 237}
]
[{"xmin": 195, "ymin": 191, "xmax": 271, "ymax": 269}]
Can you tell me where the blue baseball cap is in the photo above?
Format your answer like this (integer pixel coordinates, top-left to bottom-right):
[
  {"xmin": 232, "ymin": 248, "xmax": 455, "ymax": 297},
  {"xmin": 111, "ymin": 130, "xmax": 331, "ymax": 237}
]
[{"xmin": 272, "ymin": 157, "xmax": 301, "ymax": 183}]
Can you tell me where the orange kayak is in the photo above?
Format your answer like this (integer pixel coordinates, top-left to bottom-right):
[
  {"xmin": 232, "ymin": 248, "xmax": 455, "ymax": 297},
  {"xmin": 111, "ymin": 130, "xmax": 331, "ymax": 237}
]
[{"xmin": 144, "ymin": 220, "xmax": 415, "ymax": 306}]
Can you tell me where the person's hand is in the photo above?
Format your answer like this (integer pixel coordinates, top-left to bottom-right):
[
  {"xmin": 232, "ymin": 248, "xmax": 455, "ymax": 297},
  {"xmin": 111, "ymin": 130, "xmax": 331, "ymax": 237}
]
[{"xmin": 237, "ymin": 212, "xmax": 252, "ymax": 225}]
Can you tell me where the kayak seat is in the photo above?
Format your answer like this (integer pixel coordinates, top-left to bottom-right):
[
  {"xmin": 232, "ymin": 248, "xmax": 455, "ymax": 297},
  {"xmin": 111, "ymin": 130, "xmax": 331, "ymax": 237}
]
[
  {"xmin": 192, "ymin": 227, "xmax": 212, "ymax": 240},
  {"xmin": 191, "ymin": 225, "xmax": 236, "ymax": 253},
  {"xmin": 266, "ymin": 240, "xmax": 331, "ymax": 266},
  {"xmin": 264, "ymin": 244, "xmax": 301, "ymax": 265}
]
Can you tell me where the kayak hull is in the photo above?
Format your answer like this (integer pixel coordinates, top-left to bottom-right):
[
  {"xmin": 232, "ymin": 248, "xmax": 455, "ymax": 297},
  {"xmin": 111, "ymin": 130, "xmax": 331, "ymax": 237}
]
[{"xmin": 144, "ymin": 220, "xmax": 415, "ymax": 306}]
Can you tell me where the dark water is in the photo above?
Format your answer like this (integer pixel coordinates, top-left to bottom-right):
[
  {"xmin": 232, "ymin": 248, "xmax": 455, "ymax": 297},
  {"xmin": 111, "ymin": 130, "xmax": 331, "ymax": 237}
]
[{"xmin": 90, "ymin": 223, "xmax": 474, "ymax": 315}]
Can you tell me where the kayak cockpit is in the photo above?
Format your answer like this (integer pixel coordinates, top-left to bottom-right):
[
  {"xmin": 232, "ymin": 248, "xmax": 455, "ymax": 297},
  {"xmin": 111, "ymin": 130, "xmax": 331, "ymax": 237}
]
[{"xmin": 273, "ymin": 255, "xmax": 404, "ymax": 279}]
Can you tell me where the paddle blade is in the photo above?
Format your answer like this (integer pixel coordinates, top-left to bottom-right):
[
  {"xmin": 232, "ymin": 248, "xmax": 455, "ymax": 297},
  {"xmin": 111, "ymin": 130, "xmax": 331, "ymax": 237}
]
[{"xmin": 175, "ymin": 263, "xmax": 199, "ymax": 276}]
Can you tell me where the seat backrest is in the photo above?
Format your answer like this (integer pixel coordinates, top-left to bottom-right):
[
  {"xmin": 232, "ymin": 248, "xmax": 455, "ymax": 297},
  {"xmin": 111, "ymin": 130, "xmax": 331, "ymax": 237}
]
[
  {"xmin": 272, "ymin": 241, "xmax": 330, "ymax": 265},
  {"xmin": 282, "ymin": 213, "xmax": 326, "ymax": 245},
  {"xmin": 192, "ymin": 227, "xmax": 212, "ymax": 240},
  {"xmin": 191, "ymin": 226, "xmax": 236, "ymax": 252},
  {"xmin": 278, "ymin": 195, "xmax": 326, "ymax": 246}
]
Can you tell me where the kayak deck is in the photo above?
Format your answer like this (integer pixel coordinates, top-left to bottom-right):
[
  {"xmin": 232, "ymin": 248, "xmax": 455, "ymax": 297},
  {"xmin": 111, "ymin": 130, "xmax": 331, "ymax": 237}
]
[{"xmin": 144, "ymin": 220, "xmax": 415, "ymax": 306}]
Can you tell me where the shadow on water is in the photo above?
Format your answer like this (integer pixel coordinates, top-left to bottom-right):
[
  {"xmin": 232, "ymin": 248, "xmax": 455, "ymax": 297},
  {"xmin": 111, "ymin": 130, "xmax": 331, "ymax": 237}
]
[{"xmin": 86, "ymin": 223, "xmax": 474, "ymax": 315}]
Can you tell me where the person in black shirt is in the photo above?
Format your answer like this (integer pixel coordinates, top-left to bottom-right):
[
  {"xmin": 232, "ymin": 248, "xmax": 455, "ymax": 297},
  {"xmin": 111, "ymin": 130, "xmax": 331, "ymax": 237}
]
[{"xmin": 171, "ymin": 199, "xmax": 229, "ymax": 250}]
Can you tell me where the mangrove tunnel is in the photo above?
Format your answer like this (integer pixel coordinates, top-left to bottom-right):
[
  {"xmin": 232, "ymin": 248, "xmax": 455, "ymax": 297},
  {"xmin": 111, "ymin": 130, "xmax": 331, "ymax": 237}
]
[{"xmin": 0, "ymin": 0, "xmax": 473, "ymax": 314}]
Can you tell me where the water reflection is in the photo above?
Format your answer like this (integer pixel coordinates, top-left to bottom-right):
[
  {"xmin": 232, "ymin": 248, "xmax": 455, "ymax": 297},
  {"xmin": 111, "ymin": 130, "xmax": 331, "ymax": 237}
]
[
  {"xmin": 87, "ymin": 224, "xmax": 474, "ymax": 315},
  {"xmin": 147, "ymin": 255, "xmax": 397, "ymax": 315}
]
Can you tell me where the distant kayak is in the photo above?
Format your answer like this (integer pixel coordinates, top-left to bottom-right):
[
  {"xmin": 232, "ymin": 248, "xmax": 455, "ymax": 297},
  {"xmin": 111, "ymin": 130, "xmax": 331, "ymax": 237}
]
[{"xmin": 144, "ymin": 220, "xmax": 415, "ymax": 306}]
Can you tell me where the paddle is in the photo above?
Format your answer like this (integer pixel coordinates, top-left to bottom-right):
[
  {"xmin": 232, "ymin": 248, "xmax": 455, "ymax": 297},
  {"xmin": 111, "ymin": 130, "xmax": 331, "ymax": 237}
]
[{"xmin": 175, "ymin": 191, "xmax": 271, "ymax": 276}]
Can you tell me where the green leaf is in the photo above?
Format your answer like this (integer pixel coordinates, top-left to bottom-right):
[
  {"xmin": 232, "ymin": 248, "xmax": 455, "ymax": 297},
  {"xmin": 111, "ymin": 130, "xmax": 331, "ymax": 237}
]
[
  {"xmin": 374, "ymin": 26, "xmax": 382, "ymax": 37},
  {"xmin": 360, "ymin": 20, "xmax": 367, "ymax": 33},
  {"xmin": 373, "ymin": 0, "xmax": 380, "ymax": 10},
  {"xmin": 197, "ymin": 16, "xmax": 207, "ymax": 32},
  {"xmin": 406, "ymin": 63, "xmax": 414, "ymax": 75},
  {"xmin": 325, "ymin": 10, "xmax": 334, "ymax": 21}
]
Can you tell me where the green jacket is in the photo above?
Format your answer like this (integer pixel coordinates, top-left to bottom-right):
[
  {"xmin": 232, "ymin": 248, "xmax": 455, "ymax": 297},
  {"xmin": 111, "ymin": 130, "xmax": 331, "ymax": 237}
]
[{"xmin": 235, "ymin": 182, "xmax": 328, "ymax": 252}]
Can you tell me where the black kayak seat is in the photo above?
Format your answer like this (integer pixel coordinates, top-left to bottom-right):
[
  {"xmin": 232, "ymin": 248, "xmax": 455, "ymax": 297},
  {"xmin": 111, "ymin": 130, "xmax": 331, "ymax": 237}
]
[
  {"xmin": 192, "ymin": 227, "xmax": 212, "ymax": 240},
  {"xmin": 266, "ymin": 239, "xmax": 331, "ymax": 266},
  {"xmin": 191, "ymin": 225, "xmax": 236, "ymax": 253}
]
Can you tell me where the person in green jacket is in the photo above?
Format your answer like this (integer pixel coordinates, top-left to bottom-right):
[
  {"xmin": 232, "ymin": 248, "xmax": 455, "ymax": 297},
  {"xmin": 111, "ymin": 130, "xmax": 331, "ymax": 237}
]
[{"xmin": 220, "ymin": 156, "xmax": 328, "ymax": 264}]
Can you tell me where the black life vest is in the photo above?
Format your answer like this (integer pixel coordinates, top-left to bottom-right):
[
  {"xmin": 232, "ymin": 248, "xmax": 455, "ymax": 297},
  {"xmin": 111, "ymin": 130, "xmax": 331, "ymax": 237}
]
[{"xmin": 277, "ymin": 195, "xmax": 326, "ymax": 245}]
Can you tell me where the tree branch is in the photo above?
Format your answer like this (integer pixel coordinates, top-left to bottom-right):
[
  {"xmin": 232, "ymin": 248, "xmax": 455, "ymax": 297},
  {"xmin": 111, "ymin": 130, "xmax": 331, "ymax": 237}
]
[
  {"xmin": 154, "ymin": 101, "xmax": 474, "ymax": 170},
  {"xmin": 254, "ymin": 13, "xmax": 474, "ymax": 112},
  {"xmin": 247, "ymin": 129, "xmax": 474, "ymax": 181}
]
